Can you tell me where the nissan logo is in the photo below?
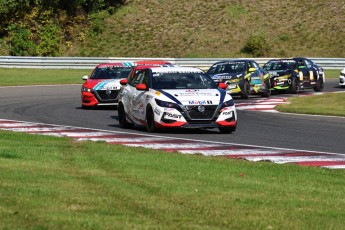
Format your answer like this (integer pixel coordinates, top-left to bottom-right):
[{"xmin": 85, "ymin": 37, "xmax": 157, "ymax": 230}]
[{"xmin": 197, "ymin": 105, "xmax": 205, "ymax": 112}]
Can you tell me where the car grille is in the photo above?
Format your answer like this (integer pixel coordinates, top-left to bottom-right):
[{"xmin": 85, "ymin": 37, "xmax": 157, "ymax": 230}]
[
  {"xmin": 94, "ymin": 90, "xmax": 119, "ymax": 102},
  {"xmin": 184, "ymin": 105, "xmax": 218, "ymax": 120}
]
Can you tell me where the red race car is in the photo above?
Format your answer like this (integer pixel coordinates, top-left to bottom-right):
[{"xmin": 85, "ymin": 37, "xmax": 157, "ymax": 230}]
[
  {"xmin": 81, "ymin": 60, "xmax": 173, "ymax": 109},
  {"xmin": 81, "ymin": 62, "xmax": 133, "ymax": 108}
]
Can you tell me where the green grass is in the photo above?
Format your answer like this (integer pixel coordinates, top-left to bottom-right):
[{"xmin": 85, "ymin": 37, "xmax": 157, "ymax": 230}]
[
  {"xmin": 276, "ymin": 92, "xmax": 345, "ymax": 117},
  {"xmin": 0, "ymin": 68, "xmax": 89, "ymax": 86},
  {"xmin": 62, "ymin": 0, "xmax": 345, "ymax": 58},
  {"xmin": 1, "ymin": 130, "xmax": 345, "ymax": 229}
]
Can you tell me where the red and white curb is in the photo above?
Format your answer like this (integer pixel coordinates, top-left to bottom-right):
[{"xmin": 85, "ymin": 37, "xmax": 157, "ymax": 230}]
[
  {"xmin": 1, "ymin": 119, "xmax": 345, "ymax": 169},
  {"xmin": 235, "ymin": 92, "xmax": 324, "ymax": 112},
  {"xmin": 235, "ymin": 98, "xmax": 286, "ymax": 112}
]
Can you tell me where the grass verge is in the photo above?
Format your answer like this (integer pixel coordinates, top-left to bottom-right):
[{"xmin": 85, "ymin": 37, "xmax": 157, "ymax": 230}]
[
  {"xmin": 0, "ymin": 68, "xmax": 89, "ymax": 86},
  {"xmin": 276, "ymin": 92, "xmax": 345, "ymax": 117},
  {"xmin": 1, "ymin": 130, "xmax": 345, "ymax": 229}
]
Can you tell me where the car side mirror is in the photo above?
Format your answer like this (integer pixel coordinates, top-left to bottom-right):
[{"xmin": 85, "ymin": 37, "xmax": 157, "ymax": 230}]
[
  {"xmin": 218, "ymin": 82, "xmax": 227, "ymax": 90},
  {"xmin": 136, "ymin": 83, "xmax": 147, "ymax": 91},
  {"xmin": 120, "ymin": 79, "xmax": 128, "ymax": 86},
  {"xmin": 82, "ymin": 75, "xmax": 88, "ymax": 81},
  {"xmin": 248, "ymin": 68, "xmax": 256, "ymax": 72}
]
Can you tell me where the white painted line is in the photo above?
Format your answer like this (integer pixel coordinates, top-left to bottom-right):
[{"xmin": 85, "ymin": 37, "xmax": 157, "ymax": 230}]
[
  {"xmin": 245, "ymin": 156, "xmax": 345, "ymax": 164},
  {"xmin": 124, "ymin": 143, "xmax": 223, "ymax": 149},
  {"xmin": 76, "ymin": 137, "xmax": 168, "ymax": 142},
  {"xmin": 176, "ymin": 149, "xmax": 292, "ymax": 156}
]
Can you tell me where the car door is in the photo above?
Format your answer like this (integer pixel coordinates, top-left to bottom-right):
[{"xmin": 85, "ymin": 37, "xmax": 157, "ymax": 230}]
[
  {"xmin": 130, "ymin": 69, "xmax": 150, "ymax": 123},
  {"xmin": 120, "ymin": 69, "xmax": 144, "ymax": 122}
]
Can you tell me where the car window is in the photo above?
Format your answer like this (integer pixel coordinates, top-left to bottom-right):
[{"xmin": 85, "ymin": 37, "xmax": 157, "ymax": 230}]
[
  {"xmin": 251, "ymin": 61, "xmax": 259, "ymax": 68},
  {"xmin": 208, "ymin": 62, "xmax": 245, "ymax": 74},
  {"xmin": 305, "ymin": 60, "xmax": 313, "ymax": 68},
  {"xmin": 142, "ymin": 69, "xmax": 150, "ymax": 87},
  {"xmin": 297, "ymin": 60, "xmax": 306, "ymax": 68},
  {"xmin": 131, "ymin": 70, "xmax": 145, "ymax": 86},
  {"xmin": 264, "ymin": 60, "xmax": 296, "ymax": 71},
  {"xmin": 90, "ymin": 67, "xmax": 131, "ymax": 80},
  {"xmin": 152, "ymin": 72, "xmax": 217, "ymax": 89}
]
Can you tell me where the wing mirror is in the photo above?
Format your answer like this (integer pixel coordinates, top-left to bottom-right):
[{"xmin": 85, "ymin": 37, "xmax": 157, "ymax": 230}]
[
  {"xmin": 218, "ymin": 82, "xmax": 227, "ymax": 90},
  {"xmin": 120, "ymin": 79, "xmax": 128, "ymax": 86},
  {"xmin": 82, "ymin": 75, "xmax": 88, "ymax": 81},
  {"xmin": 136, "ymin": 83, "xmax": 147, "ymax": 91}
]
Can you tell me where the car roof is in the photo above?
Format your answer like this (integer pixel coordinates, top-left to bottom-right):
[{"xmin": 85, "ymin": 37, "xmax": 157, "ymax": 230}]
[
  {"xmin": 267, "ymin": 59, "xmax": 295, "ymax": 62},
  {"xmin": 134, "ymin": 60, "xmax": 172, "ymax": 66},
  {"xmin": 150, "ymin": 66, "xmax": 204, "ymax": 73},
  {"xmin": 96, "ymin": 62, "xmax": 134, "ymax": 68},
  {"xmin": 212, "ymin": 59, "xmax": 255, "ymax": 65}
]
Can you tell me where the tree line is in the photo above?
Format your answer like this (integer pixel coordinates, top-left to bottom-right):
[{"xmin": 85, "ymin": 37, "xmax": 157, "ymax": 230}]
[{"xmin": 0, "ymin": 0, "xmax": 126, "ymax": 56}]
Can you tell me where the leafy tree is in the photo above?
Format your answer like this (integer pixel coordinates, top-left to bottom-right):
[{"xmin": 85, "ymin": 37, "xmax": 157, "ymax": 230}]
[
  {"xmin": 242, "ymin": 32, "xmax": 271, "ymax": 57},
  {"xmin": 9, "ymin": 27, "xmax": 36, "ymax": 56},
  {"xmin": 0, "ymin": 0, "xmax": 126, "ymax": 56}
]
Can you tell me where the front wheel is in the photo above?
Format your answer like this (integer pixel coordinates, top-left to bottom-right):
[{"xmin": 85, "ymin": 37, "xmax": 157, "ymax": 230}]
[
  {"xmin": 118, "ymin": 103, "xmax": 134, "ymax": 129},
  {"xmin": 146, "ymin": 107, "xmax": 157, "ymax": 133},
  {"xmin": 261, "ymin": 80, "xmax": 271, "ymax": 97},
  {"xmin": 240, "ymin": 80, "xmax": 250, "ymax": 99},
  {"xmin": 313, "ymin": 76, "xmax": 324, "ymax": 92},
  {"xmin": 290, "ymin": 77, "xmax": 299, "ymax": 94}
]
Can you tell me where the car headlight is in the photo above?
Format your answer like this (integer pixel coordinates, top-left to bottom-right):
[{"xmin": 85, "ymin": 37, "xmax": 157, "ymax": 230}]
[
  {"xmin": 155, "ymin": 98, "xmax": 180, "ymax": 109},
  {"xmin": 82, "ymin": 87, "xmax": 93, "ymax": 92},
  {"xmin": 220, "ymin": 99, "xmax": 234, "ymax": 110}
]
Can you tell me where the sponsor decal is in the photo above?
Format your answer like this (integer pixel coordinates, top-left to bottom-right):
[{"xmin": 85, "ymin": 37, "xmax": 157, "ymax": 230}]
[
  {"xmin": 179, "ymin": 92, "xmax": 213, "ymax": 96},
  {"xmin": 222, "ymin": 111, "xmax": 233, "ymax": 116},
  {"xmin": 163, "ymin": 112, "xmax": 182, "ymax": 119},
  {"xmin": 94, "ymin": 80, "xmax": 120, "ymax": 90},
  {"xmin": 188, "ymin": 100, "xmax": 213, "ymax": 105},
  {"xmin": 154, "ymin": 107, "xmax": 161, "ymax": 116},
  {"xmin": 155, "ymin": 91, "xmax": 161, "ymax": 96}
]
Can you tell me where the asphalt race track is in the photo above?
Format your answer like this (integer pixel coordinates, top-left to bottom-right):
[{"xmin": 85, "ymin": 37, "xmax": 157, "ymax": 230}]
[{"xmin": 0, "ymin": 78, "xmax": 344, "ymax": 155}]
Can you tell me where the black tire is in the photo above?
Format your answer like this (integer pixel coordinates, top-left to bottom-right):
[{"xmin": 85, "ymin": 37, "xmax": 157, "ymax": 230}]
[
  {"xmin": 146, "ymin": 106, "xmax": 157, "ymax": 133},
  {"xmin": 261, "ymin": 80, "xmax": 271, "ymax": 97},
  {"xmin": 313, "ymin": 75, "xmax": 324, "ymax": 92},
  {"xmin": 290, "ymin": 77, "xmax": 299, "ymax": 94},
  {"xmin": 118, "ymin": 103, "xmax": 134, "ymax": 129},
  {"xmin": 219, "ymin": 126, "xmax": 236, "ymax": 134},
  {"xmin": 240, "ymin": 80, "xmax": 250, "ymax": 99}
]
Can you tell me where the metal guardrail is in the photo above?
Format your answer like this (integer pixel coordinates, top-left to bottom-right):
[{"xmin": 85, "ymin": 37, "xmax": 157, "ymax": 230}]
[{"xmin": 0, "ymin": 56, "xmax": 344, "ymax": 70}]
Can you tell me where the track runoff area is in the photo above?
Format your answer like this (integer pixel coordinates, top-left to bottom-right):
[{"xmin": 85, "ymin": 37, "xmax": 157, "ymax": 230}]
[{"xmin": 1, "ymin": 119, "xmax": 345, "ymax": 169}]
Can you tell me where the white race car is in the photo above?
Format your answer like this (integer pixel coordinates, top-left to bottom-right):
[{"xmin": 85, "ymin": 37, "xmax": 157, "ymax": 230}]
[
  {"xmin": 117, "ymin": 66, "xmax": 237, "ymax": 133},
  {"xmin": 339, "ymin": 68, "xmax": 345, "ymax": 87}
]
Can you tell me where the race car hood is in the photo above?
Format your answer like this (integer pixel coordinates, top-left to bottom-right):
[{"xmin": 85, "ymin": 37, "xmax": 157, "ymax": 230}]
[
  {"xmin": 267, "ymin": 69, "xmax": 294, "ymax": 78},
  {"xmin": 83, "ymin": 79, "xmax": 122, "ymax": 90},
  {"xmin": 159, "ymin": 88, "xmax": 228, "ymax": 106},
  {"xmin": 209, "ymin": 73, "xmax": 244, "ymax": 82}
]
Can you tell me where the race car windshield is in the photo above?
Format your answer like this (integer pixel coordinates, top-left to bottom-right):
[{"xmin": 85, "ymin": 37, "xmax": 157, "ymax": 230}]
[
  {"xmin": 152, "ymin": 72, "xmax": 218, "ymax": 90},
  {"xmin": 90, "ymin": 67, "xmax": 132, "ymax": 79},
  {"xmin": 207, "ymin": 62, "xmax": 245, "ymax": 74},
  {"xmin": 264, "ymin": 61, "xmax": 296, "ymax": 71}
]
